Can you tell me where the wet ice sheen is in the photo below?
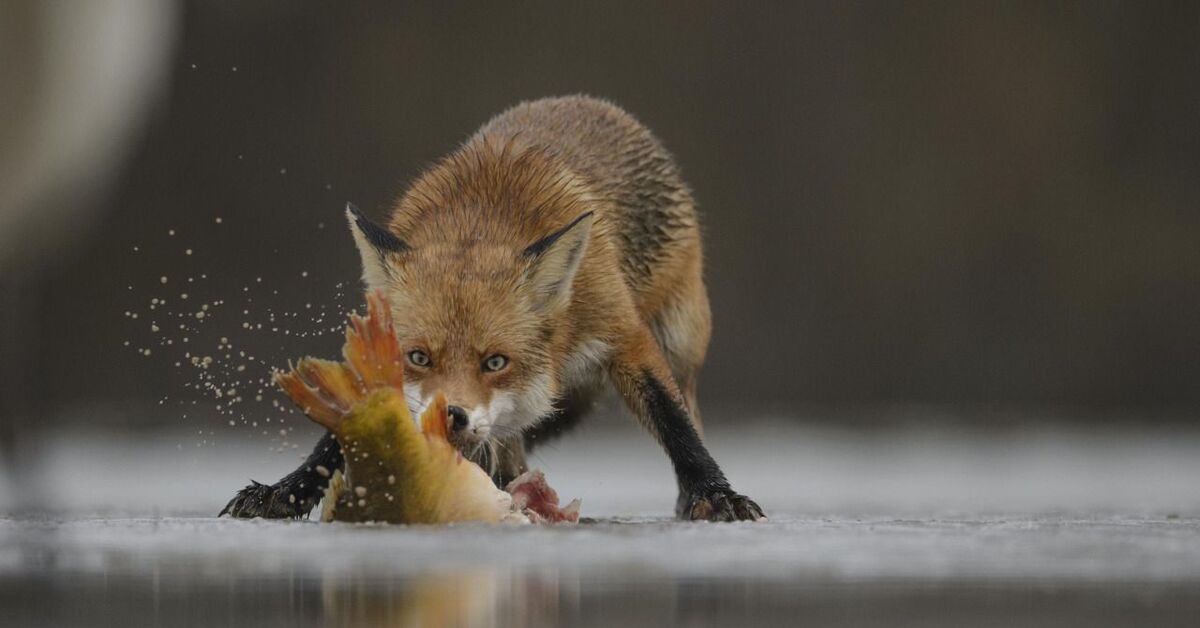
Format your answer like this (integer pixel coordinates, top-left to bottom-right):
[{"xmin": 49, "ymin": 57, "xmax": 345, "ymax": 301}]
[
  {"xmin": 2, "ymin": 515, "xmax": 1199, "ymax": 582},
  {"xmin": 4, "ymin": 424, "xmax": 1200, "ymax": 626},
  {"xmin": 4, "ymin": 515, "xmax": 1200, "ymax": 628}
]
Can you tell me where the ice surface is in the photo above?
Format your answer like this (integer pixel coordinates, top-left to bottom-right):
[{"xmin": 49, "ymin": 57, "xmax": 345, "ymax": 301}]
[
  {"xmin": 3, "ymin": 512, "xmax": 1200, "ymax": 627},
  {"xmin": 3, "ymin": 420, "xmax": 1200, "ymax": 626},
  {"xmin": 4, "ymin": 514, "xmax": 1200, "ymax": 582},
  {"xmin": 11, "ymin": 420, "xmax": 1200, "ymax": 517}
]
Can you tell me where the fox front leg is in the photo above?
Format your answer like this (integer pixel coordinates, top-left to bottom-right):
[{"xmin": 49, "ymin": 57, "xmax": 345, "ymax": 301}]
[
  {"xmin": 609, "ymin": 328, "xmax": 764, "ymax": 522},
  {"xmin": 220, "ymin": 431, "xmax": 345, "ymax": 519}
]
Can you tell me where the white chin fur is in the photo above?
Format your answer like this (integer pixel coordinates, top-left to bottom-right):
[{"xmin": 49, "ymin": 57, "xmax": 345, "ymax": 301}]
[
  {"xmin": 507, "ymin": 374, "xmax": 555, "ymax": 432},
  {"xmin": 466, "ymin": 378, "xmax": 554, "ymax": 438},
  {"xmin": 405, "ymin": 377, "xmax": 555, "ymax": 438}
]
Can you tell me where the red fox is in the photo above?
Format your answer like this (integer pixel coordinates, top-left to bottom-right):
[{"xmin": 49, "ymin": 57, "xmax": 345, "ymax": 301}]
[{"xmin": 222, "ymin": 96, "xmax": 763, "ymax": 521}]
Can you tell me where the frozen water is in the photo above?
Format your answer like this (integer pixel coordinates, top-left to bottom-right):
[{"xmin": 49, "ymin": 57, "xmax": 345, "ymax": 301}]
[
  {"xmin": 11, "ymin": 419, "xmax": 1200, "ymax": 517},
  {"xmin": 4, "ymin": 514, "xmax": 1200, "ymax": 582},
  {"xmin": 3, "ymin": 420, "xmax": 1200, "ymax": 626}
]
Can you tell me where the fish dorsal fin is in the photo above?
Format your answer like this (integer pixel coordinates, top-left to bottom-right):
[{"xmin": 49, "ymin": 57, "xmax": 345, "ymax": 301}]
[{"xmin": 420, "ymin": 393, "xmax": 451, "ymax": 441}]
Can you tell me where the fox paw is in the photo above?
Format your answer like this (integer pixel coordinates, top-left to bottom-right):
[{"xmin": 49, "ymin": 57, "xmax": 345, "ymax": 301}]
[
  {"xmin": 677, "ymin": 488, "xmax": 765, "ymax": 522},
  {"xmin": 219, "ymin": 481, "xmax": 311, "ymax": 519}
]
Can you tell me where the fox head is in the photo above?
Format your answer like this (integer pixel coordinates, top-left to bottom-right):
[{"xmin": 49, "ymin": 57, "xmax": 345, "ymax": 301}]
[{"xmin": 345, "ymin": 202, "xmax": 592, "ymax": 453}]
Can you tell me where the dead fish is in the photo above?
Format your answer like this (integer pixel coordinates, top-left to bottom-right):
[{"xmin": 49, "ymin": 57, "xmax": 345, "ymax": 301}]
[{"xmin": 274, "ymin": 291, "xmax": 578, "ymax": 525}]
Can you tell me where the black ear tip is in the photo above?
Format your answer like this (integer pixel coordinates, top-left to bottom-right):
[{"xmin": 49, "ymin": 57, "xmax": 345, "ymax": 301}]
[
  {"xmin": 346, "ymin": 203, "xmax": 409, "ymax": 253},
  {"xmin": 345, "ymin": 202, "xmax": 370, "ymax": 232},
  {"xmin": 523, "ymin": 210, "xmax": 596, "ymax": 258}
]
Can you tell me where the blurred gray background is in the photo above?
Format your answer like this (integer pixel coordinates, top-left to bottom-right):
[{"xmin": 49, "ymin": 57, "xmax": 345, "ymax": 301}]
[
  {"xmin": 5, "ymin": 6, "xmax": 1200, "ymax": 625},
  {"xmin": 2, "ymin": 0, "xmax": 1199, "ymax": 438}
]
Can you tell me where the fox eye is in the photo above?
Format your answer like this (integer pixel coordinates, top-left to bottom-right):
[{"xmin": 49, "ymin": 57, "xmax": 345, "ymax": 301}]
[
  {"xmin": 408, "ymin": 350, "xmax": 432, "ymax": 367},
  {"xmin": 482, "ymin": 354, "xmax": 508, "ymax": 373}
]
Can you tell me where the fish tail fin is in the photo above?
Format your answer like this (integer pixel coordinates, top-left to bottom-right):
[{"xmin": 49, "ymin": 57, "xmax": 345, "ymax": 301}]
[
  {"xmin": 278, "ymin": 290, "xmax": 405, "ymax": 430},
  {"xmin": 344, "ymin": 290, "xmax": 405, "ymax": 390},
  {"xmin": 274, "ymin": 359, "xmax": 350, "ymax": 430}
]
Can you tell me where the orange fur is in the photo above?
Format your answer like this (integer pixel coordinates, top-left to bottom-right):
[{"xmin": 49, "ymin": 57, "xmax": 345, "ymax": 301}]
[
  {"xmin": 342, "ymin": 97, "xmax": 761, "ymax": 520},
  {"xmin": 356, "ymin": 97, "xmax": 711, "ymax": 444}
]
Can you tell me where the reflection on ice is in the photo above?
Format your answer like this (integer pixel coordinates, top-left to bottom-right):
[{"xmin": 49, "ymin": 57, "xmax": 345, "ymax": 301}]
[
  {"xmin": 319, "ymin": 569, "xmax": 576, "ymax": 628},
  {"xmin": 3, "ymin": 422, "xmax": 1200, "ymax": 626}
]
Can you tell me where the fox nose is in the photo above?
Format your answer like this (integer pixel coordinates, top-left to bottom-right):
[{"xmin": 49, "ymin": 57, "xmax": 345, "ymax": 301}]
[{"xmin": 447, "ymin": 405, "xmax": 469, "ymax": 431}]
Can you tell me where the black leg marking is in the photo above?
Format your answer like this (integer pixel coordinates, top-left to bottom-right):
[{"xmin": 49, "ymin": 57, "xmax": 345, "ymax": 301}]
[
  {"xmin": 219, "ymin": 431, "xmax": 345, "ymax": 519},
  {"xmin": 637, "ymin": 370, "xmax": 764, "ymax": 522}
]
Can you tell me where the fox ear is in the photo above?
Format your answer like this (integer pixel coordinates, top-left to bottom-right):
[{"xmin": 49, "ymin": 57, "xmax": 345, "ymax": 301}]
[
  {"xmin": 346, "ymin": 203, "xmax": 408, "ymax": 290},
  {"xmin": 522, "ymin": 211, "xmax": 594, "ymax": 311}
]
